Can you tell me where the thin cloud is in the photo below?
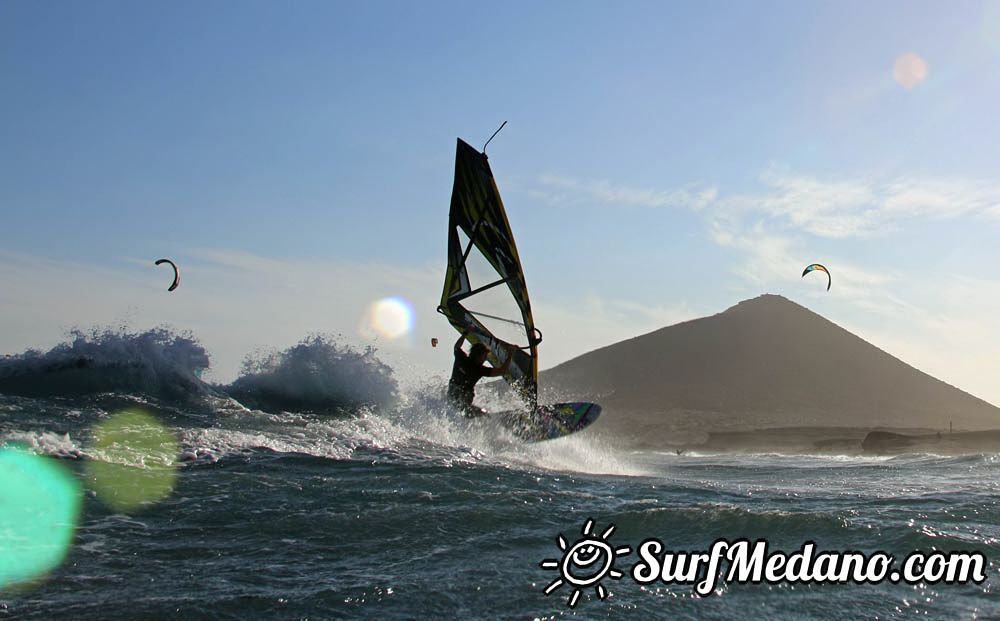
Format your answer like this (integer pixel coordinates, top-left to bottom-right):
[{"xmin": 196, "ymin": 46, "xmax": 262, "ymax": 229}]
[
  {"xmin": 726, "ymin": 167, "xmax": 1000, "ymax": 239},
  {"xmin": 530, "ymin": 174, "xmax": 717, "ymax": 211},
  {"xmin": 530, "ymin": 167, "xmax": 1000, "ymax": 239}
]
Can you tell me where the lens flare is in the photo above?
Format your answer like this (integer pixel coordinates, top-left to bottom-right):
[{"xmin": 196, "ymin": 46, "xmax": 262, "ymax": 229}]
[
  {"xmin": 0, "ymin": 446, "xmax": 81, "ymax": 591},
  {"xmin": 84, "ymin": 409, "xmax": 179, "ymax": 513},
  {"xmin": 362, "ymin": 296, "xmax": 415, "ymax": 340},
  {"xmin": 893, "ymin": 53, "xmax": 929, "ymax": 89}
]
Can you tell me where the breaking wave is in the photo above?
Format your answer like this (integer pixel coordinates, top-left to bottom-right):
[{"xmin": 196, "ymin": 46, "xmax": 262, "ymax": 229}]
[
  {"xmin": 0, "ymin": 328, "xmax": 213, "ymax": 402},
  {"xmin": 0, "ymin": 329, "xmax": 400, "ymax": 419},
  {"xmin": 222, "ymin": 335, "xmax": 398, "ymax": 414}
]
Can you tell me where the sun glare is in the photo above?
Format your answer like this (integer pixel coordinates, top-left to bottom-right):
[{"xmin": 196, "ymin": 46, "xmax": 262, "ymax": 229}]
[
  {"xmin": 893, "ymin": 53, "xmax": 929, "ymax": 89},
  {"xmin": 363, "ymin": 296, "xmax": 415, "ymax": 340},
  {"xmin": 0, "ymin": 446, "xmax": 81, "ymax": 591},
  {"xmin": 84, "ymin": 409, "xmax": 180, "ymax": 513}
]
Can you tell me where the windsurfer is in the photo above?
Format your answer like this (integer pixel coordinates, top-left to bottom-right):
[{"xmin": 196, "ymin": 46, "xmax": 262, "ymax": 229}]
[{"xmin": 448, "ymin": 329, "xmax": 513, "ymax": 417}]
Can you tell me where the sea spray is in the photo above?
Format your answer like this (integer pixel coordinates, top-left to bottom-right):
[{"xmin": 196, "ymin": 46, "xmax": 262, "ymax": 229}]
[
  {"xmin": 223, "ymin": 335, "xmax": 398, "ymax": 414},
  {"xmin": 0, "ymin": 327, "xmax": 213, "ymax": 402}
]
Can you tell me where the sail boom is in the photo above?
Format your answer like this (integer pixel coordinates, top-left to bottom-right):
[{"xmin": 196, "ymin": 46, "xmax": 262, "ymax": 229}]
[
  {"xmin": 453, "ymin": 277, "xmax": 509, "ymax": 301},
  {"xmin": 469, "ymin": 310, "xmax": 526, "ymax": 328}
]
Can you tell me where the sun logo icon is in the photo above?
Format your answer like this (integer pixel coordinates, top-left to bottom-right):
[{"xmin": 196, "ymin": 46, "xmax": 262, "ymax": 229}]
[{"xmin": 539, "ymin": 518, "xmax": 631, "ymax": 608}]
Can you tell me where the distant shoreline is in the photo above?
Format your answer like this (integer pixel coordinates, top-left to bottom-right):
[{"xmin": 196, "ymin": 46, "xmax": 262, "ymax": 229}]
[{"xmin": 618, "ymin": 425, "xmax": 1000, "ymax": 456}]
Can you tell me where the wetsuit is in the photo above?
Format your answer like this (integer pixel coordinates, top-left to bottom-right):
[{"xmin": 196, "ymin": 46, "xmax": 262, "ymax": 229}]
[{"xmin": 448, "ymin": 349, "xmax": 490, "ymax": 417}]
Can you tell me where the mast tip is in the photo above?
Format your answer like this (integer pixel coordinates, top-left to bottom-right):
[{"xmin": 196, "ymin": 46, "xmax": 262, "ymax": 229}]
[{"xmin": 483, "ymin": 121, "xmax": 508, "ymax": 153}]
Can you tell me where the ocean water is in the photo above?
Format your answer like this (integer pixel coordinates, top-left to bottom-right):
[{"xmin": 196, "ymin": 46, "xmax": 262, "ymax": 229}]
[{"xmin": 0, "ymin": 332, "xmax": 997, "ymax": 619}]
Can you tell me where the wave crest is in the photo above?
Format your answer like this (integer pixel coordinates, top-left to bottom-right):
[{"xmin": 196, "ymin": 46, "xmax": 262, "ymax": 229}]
[
  {"xmin": 0, "ymin": 328, "xmax": 212, "ymax": 402},
  {"xmin": 222, "ymin": 335, "xmax": 397, "ymax": 414}
]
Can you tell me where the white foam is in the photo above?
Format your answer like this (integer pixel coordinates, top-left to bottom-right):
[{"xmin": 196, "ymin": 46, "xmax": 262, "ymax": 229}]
[{"xmin": 2, "ymin": 430, "xmax": 83, "ymax": 459}]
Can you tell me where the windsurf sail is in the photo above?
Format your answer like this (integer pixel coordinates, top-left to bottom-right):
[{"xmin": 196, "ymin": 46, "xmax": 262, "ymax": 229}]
[{"xmin": 439, "ymin": 138, "xmax": 541, "ymax": 406}]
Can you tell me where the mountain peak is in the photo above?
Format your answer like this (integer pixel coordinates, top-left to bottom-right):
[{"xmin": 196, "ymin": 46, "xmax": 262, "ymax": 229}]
[
  {"xmin": 730, "ymin": 292, "xmax": 793, "ymax": 306},
  {"xmin": 723, "ymin": 293, "xmax": 810, "ymax": 314}
]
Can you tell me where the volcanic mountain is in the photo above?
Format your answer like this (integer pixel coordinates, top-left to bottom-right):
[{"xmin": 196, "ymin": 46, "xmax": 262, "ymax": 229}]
[{"xmin": 539, "ymin": 294, "xmax": 1000, "ymax": 446}]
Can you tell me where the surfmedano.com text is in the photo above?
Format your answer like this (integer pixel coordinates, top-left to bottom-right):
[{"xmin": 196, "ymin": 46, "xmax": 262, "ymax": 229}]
[{"xmin": 632, "ymin": 538, "xmax": 987, "ymax": 596}]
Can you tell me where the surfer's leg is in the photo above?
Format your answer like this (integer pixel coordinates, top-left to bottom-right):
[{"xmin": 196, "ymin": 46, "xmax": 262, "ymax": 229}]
[{"xmin": 447, "ymin": 392, "xmax": 487, "ymax": 418}]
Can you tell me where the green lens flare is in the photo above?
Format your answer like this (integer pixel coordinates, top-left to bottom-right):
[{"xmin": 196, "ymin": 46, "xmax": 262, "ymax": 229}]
[
  {"xmin": 0, "ymin": 446, "xmax": 82, "ymax": 591},
  {"xmin": 84, "ymin": 409, "xmax": 179, "ymax": 513}
]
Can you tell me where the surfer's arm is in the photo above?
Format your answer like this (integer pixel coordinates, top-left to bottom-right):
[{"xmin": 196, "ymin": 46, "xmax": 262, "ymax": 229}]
[{"xmin": 453, "ymin": 331, "xmax": 467, "ymax": 353}]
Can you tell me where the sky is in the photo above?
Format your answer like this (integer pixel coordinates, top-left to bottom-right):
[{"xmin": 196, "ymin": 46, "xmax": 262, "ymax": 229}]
[{"xmin": 3, "ymin": 1, "xmax": 1000, "ymax": 403}]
